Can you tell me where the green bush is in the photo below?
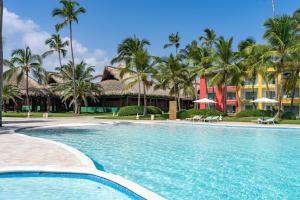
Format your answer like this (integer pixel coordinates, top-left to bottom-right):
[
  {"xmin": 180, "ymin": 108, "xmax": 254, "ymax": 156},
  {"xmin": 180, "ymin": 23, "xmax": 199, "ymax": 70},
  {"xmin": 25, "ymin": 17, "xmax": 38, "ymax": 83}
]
[
  {"xmin": 118, "ymin": 106, "xmax": 162, "ymax": 116},
  {"xmin": 236, "ymin": 110, "xmax": 274, "ymax": 117},
  {"xmin": 281, "ymin": 112, "xmax": 296, "ymax": 120},
  {"xmin": 147, "ymin": 106, "xmax": 162, "ymax": 114},
  {"xmin": 177, "ymin": 109, "xmax": 223, "ymax": 119}
]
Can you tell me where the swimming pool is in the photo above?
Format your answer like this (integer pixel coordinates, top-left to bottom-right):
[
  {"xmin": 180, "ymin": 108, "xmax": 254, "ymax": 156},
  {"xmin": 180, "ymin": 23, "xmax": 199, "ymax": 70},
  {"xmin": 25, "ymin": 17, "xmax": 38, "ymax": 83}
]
[
  {"xmin": 20, "ymin": 123, "xmax": 300, "ymax": 199},
  {"xmin": 0, "ymin": 172, "xmax": 142, "ymax": 200}
]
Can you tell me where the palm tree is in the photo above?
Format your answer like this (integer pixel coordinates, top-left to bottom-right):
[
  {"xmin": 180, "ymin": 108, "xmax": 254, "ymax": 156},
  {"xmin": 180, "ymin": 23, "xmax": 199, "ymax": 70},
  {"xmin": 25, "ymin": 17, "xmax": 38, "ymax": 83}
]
[
  {"xmin": 44, "ymin": 34, "xmax": 69, "ymax": 68},
  {"xmin": 263, "ymin": 15, "xmax": 297, "ymax": 112},
  {"xmin": 4, "ymin": 46, "xmax": 43, "ymax": 109},
  {"xmin": 199, "ymin": 28, "xmax": 216, "ymax": 48},
  {"xmin": 53, "ymin": 0, "xmax": 86, "ymax": 113},
  {"xmin": 119, "ymin": 49, "xmax": 157, "ymax": 115},
  {"xmin": 3, "ymin": 84, "xmax": 21, "ymax": 112},
  {"xmin": 164, "ymin": 32, "xmax": 180, "ymax": 54},
  {"xmin": 0, "ymin": 0, "xmax": 3, "ymax": 127},
  {"xmin": 55, "ymin": 61, "xmax": 101, "ymax": 114},
  {"xmin": 111, "ymin": 36, "xmax": 150, "ymax": 106},
  {"xmin": 154, "ymin": 54, "xmax": 187, "ymax": 110},
  {"xmin": 209, "ymin": 37, "xmax": 240, "ymax": 114}
]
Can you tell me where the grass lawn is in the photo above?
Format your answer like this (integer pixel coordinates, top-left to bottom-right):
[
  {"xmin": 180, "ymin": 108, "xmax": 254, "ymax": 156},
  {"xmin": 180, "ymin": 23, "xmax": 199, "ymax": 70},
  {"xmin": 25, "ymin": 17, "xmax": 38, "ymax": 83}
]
[
  {"xmin": 95, "ymin": 114, "xmax": 169, "ymax": 120},
  {"xmin": 3, "ymin": 112, "xmax": 111, "ymax": 118}
]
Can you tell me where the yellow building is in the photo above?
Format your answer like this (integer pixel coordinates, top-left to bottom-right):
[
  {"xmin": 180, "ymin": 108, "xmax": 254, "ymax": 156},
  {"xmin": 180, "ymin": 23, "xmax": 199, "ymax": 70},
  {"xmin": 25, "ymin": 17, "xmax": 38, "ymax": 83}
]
[{"xmin": 238, "ymin": 72, "xmax": 300, "ymax": 115}]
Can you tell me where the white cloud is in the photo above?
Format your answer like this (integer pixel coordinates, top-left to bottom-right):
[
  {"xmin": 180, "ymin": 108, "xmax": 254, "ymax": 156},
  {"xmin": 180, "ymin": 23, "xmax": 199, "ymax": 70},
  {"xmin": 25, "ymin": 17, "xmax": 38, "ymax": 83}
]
[{"xmin": 3, "ymin": 8, "xmax": 109, "ymax": 74}]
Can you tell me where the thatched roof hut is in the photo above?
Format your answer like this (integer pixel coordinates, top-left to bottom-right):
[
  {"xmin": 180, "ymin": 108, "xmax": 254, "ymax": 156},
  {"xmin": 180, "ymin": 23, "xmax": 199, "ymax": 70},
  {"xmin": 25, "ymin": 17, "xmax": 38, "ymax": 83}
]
[
  {"xmin": 99, "ymin": 66, "xmax": 192, "ymax": 99},
  {"xmin": 5, "ymin": 74, "xmax": 49, "ymax": 96}
]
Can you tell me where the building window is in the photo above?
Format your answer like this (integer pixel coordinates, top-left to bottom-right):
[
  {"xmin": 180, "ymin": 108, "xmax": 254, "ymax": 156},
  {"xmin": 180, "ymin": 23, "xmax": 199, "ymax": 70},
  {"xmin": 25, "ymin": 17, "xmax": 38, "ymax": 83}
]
[
  {"xmin": 227, "ymin": 105, "xmax": 236, "ymax": 113},
  {"xmin": 207, "ymin": 92, "xmax": 215, "ymax": 100},
  {"xmin": 227, "ymin": 92, "xmax": 236, "ymax": 100},
  {"xmin": 265, "ymin": 91, "xmax": 276, "ymax": 99},
  {"xmin": 245, "ymin": 92, "xmax": 257, "ymax": 100},
  {"xmin": 283, "ymin": 105, "xmax": 299, "ymax": 114}
]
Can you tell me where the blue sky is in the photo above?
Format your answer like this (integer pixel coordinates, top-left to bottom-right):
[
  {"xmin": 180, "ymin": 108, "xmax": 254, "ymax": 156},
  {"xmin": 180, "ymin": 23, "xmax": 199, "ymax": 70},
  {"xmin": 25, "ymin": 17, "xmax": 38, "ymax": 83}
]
[{"xmin": 4, "ymin": 0, "xmax": 300, "ymax": 72}]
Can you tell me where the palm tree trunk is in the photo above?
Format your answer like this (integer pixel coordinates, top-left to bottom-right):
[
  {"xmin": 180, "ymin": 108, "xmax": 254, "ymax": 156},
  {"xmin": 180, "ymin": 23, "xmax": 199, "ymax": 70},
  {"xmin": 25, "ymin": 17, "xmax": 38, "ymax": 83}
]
[
  {"xmin": 58, "ymin": 51, "xmax": 62, "ymax": 68},
  {"xmin": 252, "ymin": 77, "xmax": 257, "ymax": 109},
  {"xmin": 0, "ymin": 0, "xmax": 3, "ymax": 127},
  {"xmin": 26, "ymin": 70, "xmax": 29, "ymax": 108},
  {"xmin": 138, "ymin": 77, "xmax": 141, "ymax": 107},
  {"xmin": 278, "ymin": 60, "xmax": 284, "ymax": 113},
  {"xmin": 143, "ymin": 84, "xmax": 147, "ymax": 115},
  {"xmin": 69, "ymin": 21, "xmax": 77, "ymax": 114},
  {"xmin": 290, "ymin": 69, "xmax": 299, "ymax": 113},
  {"xmin": 194, "ymin": 79, "xmax": 198, "ymax": 109},
  {"xmin": 223, "ymin": 74, "xmax": 227, "ymax": 114}
]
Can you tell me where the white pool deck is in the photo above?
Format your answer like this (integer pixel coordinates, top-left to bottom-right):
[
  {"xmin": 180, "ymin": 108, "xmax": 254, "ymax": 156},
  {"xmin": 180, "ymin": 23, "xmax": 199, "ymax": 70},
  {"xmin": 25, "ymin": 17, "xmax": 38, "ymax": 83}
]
[{"xmin": 1, "ymin": 117, "xmax": 300, "ymax": 199}]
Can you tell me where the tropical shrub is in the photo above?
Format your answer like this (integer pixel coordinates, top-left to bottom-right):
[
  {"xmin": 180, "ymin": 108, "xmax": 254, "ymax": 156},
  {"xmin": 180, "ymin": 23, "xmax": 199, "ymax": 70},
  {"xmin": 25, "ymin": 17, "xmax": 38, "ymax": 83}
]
[
  {"xmin": 236, "ymin": 110, "xmax": 274, "ymax": 117},
  {"xmin": 281, "ymin": 112, "xmax": 296, "ymax": 120},
  {"xmin": 177, "ymin": 109, "xmax": 223, "ymax": 119},
  {"xmin": 118, "ymin": 106, "xmax": 162, "ymax": 116}
]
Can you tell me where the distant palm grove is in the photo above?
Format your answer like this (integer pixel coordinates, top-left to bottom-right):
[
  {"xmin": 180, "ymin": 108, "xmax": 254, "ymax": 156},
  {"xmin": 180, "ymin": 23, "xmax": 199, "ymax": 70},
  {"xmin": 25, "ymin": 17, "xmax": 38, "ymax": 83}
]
[{"xmin": 3, "ymin": 0, "xmax": 300, "ymax": 117}]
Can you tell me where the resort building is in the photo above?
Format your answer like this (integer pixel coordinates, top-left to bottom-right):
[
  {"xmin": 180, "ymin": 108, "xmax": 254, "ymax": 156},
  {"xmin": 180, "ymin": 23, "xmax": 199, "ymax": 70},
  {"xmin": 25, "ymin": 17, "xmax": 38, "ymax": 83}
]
[
  {"xmin": 199, "ymin": 76, "xmax": 239, "ymax": 113},
  {"xmin": 200, "ymin": 70, "xmax": 300, "ymax": 115},
  {"xmin": 4, "ymin": 66, "xmax": 195, "ymax": 112}
]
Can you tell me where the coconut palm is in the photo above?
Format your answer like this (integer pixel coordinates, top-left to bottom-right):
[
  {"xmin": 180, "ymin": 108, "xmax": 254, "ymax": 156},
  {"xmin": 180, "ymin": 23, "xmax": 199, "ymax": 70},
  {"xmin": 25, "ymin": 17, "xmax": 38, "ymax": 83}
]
[
  {"xmin": 4, "ymin": 46, "xmax": 43, "ymax": 109},
  {"xmin": 55, "ymin": 61, "xmax": 101, "ymax": 114},
  {"xmin": 3, "ymin": 84, "xmax": 21, "ymax": 112},
  {"xmin": 154, "ymin": 54, "xmax": 188, "ymax": 110},
  {"xmin": 199, "ymin": 28, "xmax": 216, "ymax": 48},
  {"xmin": 119, "ymin": 49, "xmax": 157, "ymax": 115},
  {"xmin": 263, "ymin": 15, "xmax": 297, "ymax": 112},
  {"xmin": 0, "ymin": 0, "xmax": 3, "ymax": 126},
  {"xmin": 164, "ymin": 32, "xmax": 181, "ymax": 54},
  {"xmin": 44, "ymin": 34, "xmax": 69, "ymax": 68},
  {"xmin": 209, "ymin": 37, "xmax": 240, "ymax": 114},
  {"xmin": 52, "ymin": 0, "xmax": 86, "ymax": 113},
  {"xmin": 111, "ymin": 36, "xmax": 150, "ymax": 106}
]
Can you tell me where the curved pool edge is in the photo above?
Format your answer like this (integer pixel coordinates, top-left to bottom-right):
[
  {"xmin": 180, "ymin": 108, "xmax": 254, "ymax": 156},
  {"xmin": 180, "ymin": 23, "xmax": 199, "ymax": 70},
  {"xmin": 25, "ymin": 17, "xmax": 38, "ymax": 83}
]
[
  {"xmin": 0, "ymin": 167, "xmax": 165, "ymax": 200},
  {"xmin": 6, "ymin": 126, "xmax": 166, "ymax": 200}
]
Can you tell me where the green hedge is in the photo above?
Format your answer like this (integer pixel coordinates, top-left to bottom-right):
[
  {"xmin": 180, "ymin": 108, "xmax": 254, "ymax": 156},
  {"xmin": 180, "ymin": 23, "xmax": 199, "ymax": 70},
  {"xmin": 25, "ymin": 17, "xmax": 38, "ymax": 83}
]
[
  {"xmin": 118, "ymin": 106, "xmax": 162, "ymax": 116},
  {"xmin": 281, "ymin": 112, "xmax": 296, "ymax": 120},
  {"xmin": 236, "ymin": 110, "xmax": 274, "ymax": 117},
  {"xmin": 177, "ymin": 109, "xmax": 223, "ymax": 119}
]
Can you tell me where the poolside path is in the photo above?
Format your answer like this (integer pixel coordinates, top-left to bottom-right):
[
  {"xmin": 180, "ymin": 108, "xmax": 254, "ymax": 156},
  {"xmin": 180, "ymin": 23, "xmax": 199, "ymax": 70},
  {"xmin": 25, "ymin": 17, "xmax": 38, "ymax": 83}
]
[{"xmin": 0, "ymin": 117, "xmax": 99, "ymax": 170}]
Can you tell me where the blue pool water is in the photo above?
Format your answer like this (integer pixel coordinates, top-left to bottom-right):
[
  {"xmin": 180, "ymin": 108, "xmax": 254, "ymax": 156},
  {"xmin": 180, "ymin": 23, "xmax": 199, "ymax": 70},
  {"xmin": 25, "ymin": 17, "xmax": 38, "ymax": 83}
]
[
  {"xmin": 0, "ymin": 172, "xmax": 138, "ymax": 200},
  {"xmin": 20, "ymin": 123, "xmax": 300, "ymax": 200}
]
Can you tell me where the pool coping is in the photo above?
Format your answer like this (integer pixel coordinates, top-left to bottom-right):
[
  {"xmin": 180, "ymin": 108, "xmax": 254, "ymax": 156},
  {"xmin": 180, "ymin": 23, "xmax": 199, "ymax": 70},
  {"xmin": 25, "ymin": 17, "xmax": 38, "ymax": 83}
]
[{"xmin": 4, "ymin": 126, "xmax": 166, "ymax": 200}]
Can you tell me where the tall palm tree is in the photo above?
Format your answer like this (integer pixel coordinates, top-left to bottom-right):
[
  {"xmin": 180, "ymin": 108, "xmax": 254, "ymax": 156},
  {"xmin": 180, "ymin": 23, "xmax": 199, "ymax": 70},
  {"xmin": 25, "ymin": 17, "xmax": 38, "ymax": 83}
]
[
  {"xmin": 120, "ymin": 49, "xmax": 157, "ymax": 115},
  {"xmin": 55, "ymin": 61, "xmax": 101, "ymax": 114},
  {"xmin": 44, "ymin": 34, "xmax": 69, "ymax": 68},
  {"xmin": 53, "ymin": 0, "xmax": 86, "ymax": 113},
  {"xmin": 4, "ymin": 47, "xmax": 43, "ymax": 109},
  {"xmin": 111, "ymin": 36, "xmax": 150, "ymax": 106},
  {"xmin": 209, "ymin": 37, "xmax": 239, "ymax": 114},
  {"xmin": 164, "ymin": 32, "xmax": 180, "ymax": 54},
  {"xmin": 199, "ymin": 28, "xmax": 216, "ymax": 48},
  {"xmin": 154, "ymin": 54, "xmax": 188, "ymax": 110},
  {"xmin": 3, "ymin": 84, "xmax": 21, "ymax": 112},
  {"xmin": 263, "ymin": 15, "xmax": 297, "ymax": 112},
  {"xmin": 0, "ymin": 0, "xmax": 3, "ymax": 127}
]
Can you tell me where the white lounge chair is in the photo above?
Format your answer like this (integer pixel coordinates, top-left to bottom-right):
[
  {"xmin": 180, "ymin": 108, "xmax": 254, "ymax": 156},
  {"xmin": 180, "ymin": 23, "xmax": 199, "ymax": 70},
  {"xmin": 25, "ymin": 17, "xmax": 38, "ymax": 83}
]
[
  {"xmin": 206, "ymin": 116, "xmax": 220, "ymax": 123},
  {"xmin": 255, "ymin": 112, "xmax": 280, "ymax": 125},
  {"xmin": 186, "ymin": 115, "xmax": 203, "ymax": 122}
]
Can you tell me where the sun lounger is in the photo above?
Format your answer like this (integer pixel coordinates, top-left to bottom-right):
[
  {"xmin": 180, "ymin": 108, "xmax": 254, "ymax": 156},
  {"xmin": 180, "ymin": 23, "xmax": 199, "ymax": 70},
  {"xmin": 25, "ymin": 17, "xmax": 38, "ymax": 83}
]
[
  {"xmin": 253, "ymin": 112, "xmax": 280, "ymax": 125},
  {"xmin": 205, "ymin": 116, "xmax": 220, "ymax": 122},
  {"xmin": 186, "ymin": 115, "xmax": 203, "ymax": 122}
]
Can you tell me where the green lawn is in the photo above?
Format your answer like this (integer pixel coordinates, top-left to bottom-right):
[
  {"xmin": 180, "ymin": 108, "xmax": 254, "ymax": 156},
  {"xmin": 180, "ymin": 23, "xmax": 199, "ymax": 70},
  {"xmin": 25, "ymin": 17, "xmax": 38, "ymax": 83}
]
[
  {"xmin": 95, "ymin": 114, "xmax": 169, "ymax": 120},
  {"xmin": 3, "ymin": 112, "xmax": 111, "ymax": 118}
]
